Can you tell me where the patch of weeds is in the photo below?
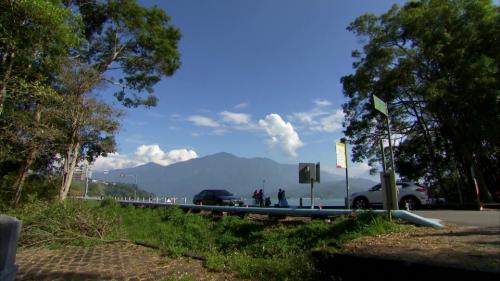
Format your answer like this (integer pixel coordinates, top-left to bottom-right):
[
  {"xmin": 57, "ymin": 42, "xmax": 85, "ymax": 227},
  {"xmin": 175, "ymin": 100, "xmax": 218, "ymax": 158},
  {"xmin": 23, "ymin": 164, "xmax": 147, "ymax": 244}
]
[
  {"xmin": 227, "ymin": 252, "xmax": 315, "ymax": 281},
  {"xmin": 332, "ymin": 211, "xmax": 408, "ymax": 244},
  {"xmin": 204, "ymin": 254, "xmax": 226, "ymax": 272},
  {"xmin": 10, "ymin": 199, "xmax": 122, "ymax": 248}
]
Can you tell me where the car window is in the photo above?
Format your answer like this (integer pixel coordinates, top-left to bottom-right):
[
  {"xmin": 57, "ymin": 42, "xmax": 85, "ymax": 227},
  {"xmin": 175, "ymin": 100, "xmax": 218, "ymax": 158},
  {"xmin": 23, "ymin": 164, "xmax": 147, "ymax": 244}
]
[
  {"xmin": 370, "ymin": 184, "xmax": 381, "ymax": 191},
  {"xmin": 214, "ymin": 190, "xmax": 232, "ymax": 196},
  {"xmin": 198, "ymin": 191, "xmax": 208, "ymax": 196}
]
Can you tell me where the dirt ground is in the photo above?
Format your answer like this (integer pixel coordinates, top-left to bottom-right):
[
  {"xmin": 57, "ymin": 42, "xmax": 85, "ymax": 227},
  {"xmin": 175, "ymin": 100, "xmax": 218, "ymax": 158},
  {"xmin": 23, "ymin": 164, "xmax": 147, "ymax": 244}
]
[{"xmin": 340, "ymin": 225, "xmax": 500, "ymax": 272}]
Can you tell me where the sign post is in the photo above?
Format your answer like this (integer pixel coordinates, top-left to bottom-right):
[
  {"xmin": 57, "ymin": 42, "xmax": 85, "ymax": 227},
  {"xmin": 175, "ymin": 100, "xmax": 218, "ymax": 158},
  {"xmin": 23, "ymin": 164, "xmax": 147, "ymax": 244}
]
[
  {"xmin": 299, "ymin": 163, "xmax": 320, "ymax": 209},
  {"xmin": 372, "ymin": 95, "xmax": 398, "ymax": 213},
  {"xmin": 336, "ymin": 140, "xmax": 350, "ymax": 209}
]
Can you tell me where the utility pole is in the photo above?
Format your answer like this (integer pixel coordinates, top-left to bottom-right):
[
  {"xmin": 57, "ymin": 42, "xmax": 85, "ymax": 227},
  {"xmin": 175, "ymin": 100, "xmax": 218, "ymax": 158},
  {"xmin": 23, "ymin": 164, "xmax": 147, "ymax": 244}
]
[{"xmin": 84, "ymin": 164, "xmax": 90, "ymax": 198}]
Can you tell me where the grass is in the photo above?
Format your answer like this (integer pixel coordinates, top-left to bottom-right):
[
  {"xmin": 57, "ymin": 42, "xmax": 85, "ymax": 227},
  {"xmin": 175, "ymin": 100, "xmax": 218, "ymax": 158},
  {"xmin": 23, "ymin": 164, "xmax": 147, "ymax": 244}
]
[{"xmin": 6, "ymin": 199, "xmax": 411, "ymax": 280}]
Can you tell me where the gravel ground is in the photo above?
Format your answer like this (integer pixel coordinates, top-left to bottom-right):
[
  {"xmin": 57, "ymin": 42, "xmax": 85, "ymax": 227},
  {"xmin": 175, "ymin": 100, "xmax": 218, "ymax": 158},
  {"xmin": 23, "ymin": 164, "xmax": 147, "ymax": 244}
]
[{"xmin": 340, "ymin": 225, "xmax": 500, "ymax": 272}]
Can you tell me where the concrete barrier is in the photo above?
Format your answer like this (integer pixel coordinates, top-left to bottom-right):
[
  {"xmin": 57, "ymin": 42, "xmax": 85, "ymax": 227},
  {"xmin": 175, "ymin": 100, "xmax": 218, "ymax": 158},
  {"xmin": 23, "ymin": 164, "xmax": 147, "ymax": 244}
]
[{"xmin": 0, "ymin": 216, "xmax": 21, "ymax": 281}]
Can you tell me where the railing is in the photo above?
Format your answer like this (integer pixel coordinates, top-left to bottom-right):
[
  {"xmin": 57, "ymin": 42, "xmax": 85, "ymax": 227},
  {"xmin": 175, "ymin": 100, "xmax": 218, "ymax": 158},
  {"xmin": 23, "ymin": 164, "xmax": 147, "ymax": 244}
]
[{"xmin": 81, "ymin": 196, "xmax": 444, "ymax": 228}]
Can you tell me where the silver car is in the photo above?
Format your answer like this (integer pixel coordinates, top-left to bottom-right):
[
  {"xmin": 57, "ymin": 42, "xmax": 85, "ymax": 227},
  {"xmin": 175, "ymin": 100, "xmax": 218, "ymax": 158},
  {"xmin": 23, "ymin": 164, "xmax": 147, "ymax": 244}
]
[{"xmin": 350, "ymin": 182, "xmax": 430, "ymax": 210}]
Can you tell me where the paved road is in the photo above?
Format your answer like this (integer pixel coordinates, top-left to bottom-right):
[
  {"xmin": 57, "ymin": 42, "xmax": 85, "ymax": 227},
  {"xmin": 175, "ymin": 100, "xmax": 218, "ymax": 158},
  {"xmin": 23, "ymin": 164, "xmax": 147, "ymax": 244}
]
[{"xmin": 414, "ymin": 210, "xmax": 500, "ymax": 227}]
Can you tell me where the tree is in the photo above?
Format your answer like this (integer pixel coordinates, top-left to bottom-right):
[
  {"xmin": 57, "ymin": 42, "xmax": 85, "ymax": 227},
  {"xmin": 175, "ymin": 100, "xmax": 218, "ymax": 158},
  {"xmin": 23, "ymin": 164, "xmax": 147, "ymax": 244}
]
[
  {"xmin": 341, "ymin": 0, "xmax": 499, "ymax": 202},
  {"xmin": 55, "ymin": 62, "xmax": 121, "ymax": 200},
  {"xmin": 0, "ymin": 0, "xmax": 81, "ymax": 204},
  {"xmin": 55, "ymin": 0, "xmax": 182, "ymax": 200}
]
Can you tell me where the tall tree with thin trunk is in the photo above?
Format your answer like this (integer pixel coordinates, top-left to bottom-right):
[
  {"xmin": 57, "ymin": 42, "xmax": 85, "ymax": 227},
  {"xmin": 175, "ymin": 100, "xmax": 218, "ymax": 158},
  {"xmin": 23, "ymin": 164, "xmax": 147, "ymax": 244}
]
[{"xmin": 56, "ymin": 62, "xmax": 120, "ymax": 201}]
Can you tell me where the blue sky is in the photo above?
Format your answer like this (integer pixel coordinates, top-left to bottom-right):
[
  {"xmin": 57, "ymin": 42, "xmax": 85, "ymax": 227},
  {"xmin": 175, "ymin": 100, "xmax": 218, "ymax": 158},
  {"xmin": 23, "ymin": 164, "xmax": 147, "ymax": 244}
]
[{"xmin": 94, "ymin": 0, "xmax": 407, "ymax": 178}]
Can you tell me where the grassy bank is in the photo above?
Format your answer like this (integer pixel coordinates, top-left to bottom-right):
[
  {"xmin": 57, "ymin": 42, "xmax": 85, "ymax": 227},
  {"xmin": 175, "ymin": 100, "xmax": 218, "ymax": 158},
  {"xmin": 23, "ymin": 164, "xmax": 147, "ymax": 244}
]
[{"xmin": 6, "ymin": 199, "xmax": 411, "ymax": 280}]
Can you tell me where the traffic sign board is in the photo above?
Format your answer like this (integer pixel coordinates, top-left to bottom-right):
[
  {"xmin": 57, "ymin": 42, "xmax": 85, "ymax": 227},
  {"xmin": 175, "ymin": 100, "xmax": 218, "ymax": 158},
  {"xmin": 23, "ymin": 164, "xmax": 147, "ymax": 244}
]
[{"xmin": 373, "ymin": 95, "xmax": 387, "ymax": 116}]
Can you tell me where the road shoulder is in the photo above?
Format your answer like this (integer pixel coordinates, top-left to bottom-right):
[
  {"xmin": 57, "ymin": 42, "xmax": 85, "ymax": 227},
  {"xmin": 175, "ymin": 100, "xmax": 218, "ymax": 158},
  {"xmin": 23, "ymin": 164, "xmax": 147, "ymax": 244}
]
[{"xmin": 339, "ymin": 225, "xmax": 500, "ymax": 272}]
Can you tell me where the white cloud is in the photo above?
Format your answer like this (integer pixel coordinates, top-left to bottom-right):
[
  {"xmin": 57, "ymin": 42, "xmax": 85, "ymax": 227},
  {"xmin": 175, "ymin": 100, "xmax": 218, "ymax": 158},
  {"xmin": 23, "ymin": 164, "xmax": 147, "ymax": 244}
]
[
  {"xmin": 290, "ymin": 99, "xmax": 345, "ymax": 133},
  {"xmin": 188, "ymin": 115, "xmax": 220, "ymax": 127},
  {"xmin": 314, "ymin": 99, "xmax": 332, "ymax": 107},
  {"xmin": 234, "ymin": 102, "xmax": 248, "ymax": 109},
  {"xmin": 258, "ymin": 113, "xmax": 303, "ymax": 158},
  {"xmin": 93, "ymin": 145, "xmax": 198, "ymax": 171},
  {"xmin": 311, "ymin": 109, "xmax": 344, "ymax": 133},
  {"xmin": 291, "ymin": 109, "xmax": 327, "ymax": 125},
  {"xmin": 219, "ymin": 111, "xmax": 251, "ymax": 125},
  {"xmin": 92, "ymin": 153, "xmax": 140, "ymax": 171}
]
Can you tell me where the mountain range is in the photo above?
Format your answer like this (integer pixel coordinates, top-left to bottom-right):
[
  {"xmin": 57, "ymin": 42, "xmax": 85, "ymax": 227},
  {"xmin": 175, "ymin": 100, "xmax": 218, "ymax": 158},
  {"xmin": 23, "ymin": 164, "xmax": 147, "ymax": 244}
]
[{"xmin": 92, "ymin": 152, "xmax": 377, "ymax": 199}]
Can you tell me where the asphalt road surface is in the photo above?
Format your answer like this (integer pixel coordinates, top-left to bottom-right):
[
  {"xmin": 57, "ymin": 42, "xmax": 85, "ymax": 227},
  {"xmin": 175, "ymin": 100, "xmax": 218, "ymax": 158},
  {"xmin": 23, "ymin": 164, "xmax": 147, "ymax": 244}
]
[{"xmin": 414, "ymin": 210, "xmax": 500, "ymax": 227}]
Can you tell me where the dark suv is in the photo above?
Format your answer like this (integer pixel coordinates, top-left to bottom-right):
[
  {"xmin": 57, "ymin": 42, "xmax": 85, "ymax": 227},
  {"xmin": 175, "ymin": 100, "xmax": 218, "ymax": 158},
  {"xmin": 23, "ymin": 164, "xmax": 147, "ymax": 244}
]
[{"xmin": 193, "ymin": 189, "xmax": 243, "ymax": 206}]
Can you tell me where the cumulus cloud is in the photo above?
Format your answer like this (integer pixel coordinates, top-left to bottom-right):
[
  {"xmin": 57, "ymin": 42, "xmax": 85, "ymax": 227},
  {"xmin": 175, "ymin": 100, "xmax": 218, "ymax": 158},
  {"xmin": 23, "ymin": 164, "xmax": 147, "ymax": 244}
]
[
  {"xmin": 219, "ymin": 111, "xmax": 251, "ymax": 125},
  {"xmin": 92, "ymin": 153, "xmax": 140, "ymax": 171},
  {"xmin": 258, "ymin": 113, "xmax": 303, "ymax": 158},
  {"xmin": 311, "ymin": 109, "xmax": 344, "ymax": 133},
  {"xmin": 93, "ymin": 145, "xmax": 198, "ymax": 171},
  {"xmin": 290, "ymin": 100, "xmax": 345, "ymax": 133},
  {"xmin": 188, "ymin": 115, "xmax": 220, "ymax": 127}
]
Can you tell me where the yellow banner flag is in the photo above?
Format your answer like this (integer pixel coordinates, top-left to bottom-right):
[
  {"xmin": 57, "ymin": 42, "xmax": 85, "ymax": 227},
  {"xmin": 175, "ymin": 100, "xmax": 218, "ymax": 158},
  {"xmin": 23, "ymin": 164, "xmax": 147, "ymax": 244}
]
[{"xmin": 336, "ymin": 142, "xmax": 346, "ymax": 169}]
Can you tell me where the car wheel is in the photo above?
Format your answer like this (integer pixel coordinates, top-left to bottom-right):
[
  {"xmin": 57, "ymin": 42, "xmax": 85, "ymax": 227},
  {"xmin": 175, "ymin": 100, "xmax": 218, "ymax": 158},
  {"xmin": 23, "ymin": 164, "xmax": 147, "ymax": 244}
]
[
  {"xmin": 353, "ymin": 197, "xmax": 369, "ymax": 209},
  {"xmin": 399, "ymin": 196, "xmax": 420, "ymax": 210}
]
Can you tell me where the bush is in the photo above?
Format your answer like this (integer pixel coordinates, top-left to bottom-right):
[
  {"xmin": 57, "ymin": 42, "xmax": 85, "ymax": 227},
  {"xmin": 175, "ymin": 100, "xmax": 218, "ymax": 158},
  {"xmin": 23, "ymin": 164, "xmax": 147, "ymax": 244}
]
[{"xmin": 11, "ymin": 199, "xmax": 122, "ymax": 247}]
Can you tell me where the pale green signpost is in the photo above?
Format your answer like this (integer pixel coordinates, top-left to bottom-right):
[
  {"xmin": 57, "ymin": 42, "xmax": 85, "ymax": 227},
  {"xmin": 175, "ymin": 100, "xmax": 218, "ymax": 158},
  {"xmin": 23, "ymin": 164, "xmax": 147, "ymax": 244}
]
[
  {"xmin": 372, "ymin": 95, "xmax": 398, "ymax": 213},
  {"xmin": 373, "ymin": 95, "xmax": 388, "ymax": 116}
]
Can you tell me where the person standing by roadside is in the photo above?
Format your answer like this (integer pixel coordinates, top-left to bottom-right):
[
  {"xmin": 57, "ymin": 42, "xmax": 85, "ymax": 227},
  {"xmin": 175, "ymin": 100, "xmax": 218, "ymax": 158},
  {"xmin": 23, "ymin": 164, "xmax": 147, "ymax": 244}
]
[
  {"xmin": 258, "ymin": 189, "xmax": 264, "ymax": 206},
  {"xmin": 278, "ymin": 188, "xmax": 283, "ymax": 207},
  {"xmin": 252, "ymin": 189, "xmax": 258, "ymax": 205},
  {"xmin": 280, "ymin": 188, "xmax": 288, "ymax": 207}
]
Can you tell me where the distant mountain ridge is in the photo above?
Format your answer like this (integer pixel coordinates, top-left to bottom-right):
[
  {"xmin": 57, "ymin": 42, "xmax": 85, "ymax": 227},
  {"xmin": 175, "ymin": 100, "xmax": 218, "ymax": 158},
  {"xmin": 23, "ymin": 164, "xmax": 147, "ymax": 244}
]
[{"xmin": 92, "ymin": 152, "xmax": 376, "ymax": 199}]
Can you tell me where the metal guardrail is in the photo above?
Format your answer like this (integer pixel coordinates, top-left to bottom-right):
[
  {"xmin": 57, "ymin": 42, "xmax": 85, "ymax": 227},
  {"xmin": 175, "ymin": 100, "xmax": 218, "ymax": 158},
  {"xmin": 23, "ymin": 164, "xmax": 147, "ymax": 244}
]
[{"xmin": 82, "ymin": 196, "xmax": 444, "ymax": 228}]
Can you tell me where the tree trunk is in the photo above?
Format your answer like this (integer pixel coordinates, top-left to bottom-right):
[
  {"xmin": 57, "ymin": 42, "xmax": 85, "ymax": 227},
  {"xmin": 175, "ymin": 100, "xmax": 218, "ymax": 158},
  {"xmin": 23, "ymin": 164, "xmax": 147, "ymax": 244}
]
[
  {"xmin": 11, "ymin": 109, "xmax": 40, "ymax": 205},
  {"xmin": 0, "ymin": 51, "xmax": 15, "ymax": 116},
  {"xmin": 11, "ymin": 145, "xmax": 38, "ymax": 206},
  {"xmin": 59, "ymin": 140, "xmax": 80, "ymax": 201}
]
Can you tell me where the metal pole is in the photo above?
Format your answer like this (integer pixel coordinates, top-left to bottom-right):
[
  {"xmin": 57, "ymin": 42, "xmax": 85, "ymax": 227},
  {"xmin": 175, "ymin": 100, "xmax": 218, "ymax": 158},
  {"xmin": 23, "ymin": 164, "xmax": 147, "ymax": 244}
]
[
  {"xmin": 344, "ymin": 141, "xmax": 350, "ymax": 209},
  {"xmin": 84, "ymin": 165, "xmax": 89, "ymax": 198},
  {"xmin": 134, "ymin": 175, "xmax": 138, "ymax": 199},
  {"xmin": 386, "ymin": 115, "xmax": 395, "ymax": 172},
  {"xmin": 380, "ymin": 139, "xmax": 386, "ymax": 173},
  {"xmin": 310, "ymin": 178, "xmax": 314, "ymax": 209},
  {"xmin": 385, "ymin": 105, "xmax": 398, "ymax": 211}
]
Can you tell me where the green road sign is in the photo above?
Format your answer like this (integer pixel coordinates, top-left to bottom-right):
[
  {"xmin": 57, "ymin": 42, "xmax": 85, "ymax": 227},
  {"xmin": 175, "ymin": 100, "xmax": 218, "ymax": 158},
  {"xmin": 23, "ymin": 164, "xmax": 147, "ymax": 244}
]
[{"xmin": 373, "ymin": 95, "xmax": 387, "ymax": 116}]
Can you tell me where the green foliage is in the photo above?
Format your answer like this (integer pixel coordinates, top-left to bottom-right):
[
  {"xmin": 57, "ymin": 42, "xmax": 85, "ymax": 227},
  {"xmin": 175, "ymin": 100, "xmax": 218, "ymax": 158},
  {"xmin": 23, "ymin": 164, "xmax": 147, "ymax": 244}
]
[
  {"xmin": 341, "ymin": 0, "xmax": 500, "ymax": 202},
  {"xmin": 65, "ymin": 0, "xmax": 182, "ymax": 107}
]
